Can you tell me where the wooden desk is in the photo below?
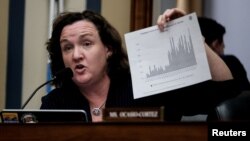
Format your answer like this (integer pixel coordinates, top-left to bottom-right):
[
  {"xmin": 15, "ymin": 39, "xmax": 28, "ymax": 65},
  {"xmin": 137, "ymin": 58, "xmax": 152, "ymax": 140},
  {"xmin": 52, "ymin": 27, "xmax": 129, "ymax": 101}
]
[{"xmin": 0, "ymin": 122, "xmax": 207, "ymax": 141}]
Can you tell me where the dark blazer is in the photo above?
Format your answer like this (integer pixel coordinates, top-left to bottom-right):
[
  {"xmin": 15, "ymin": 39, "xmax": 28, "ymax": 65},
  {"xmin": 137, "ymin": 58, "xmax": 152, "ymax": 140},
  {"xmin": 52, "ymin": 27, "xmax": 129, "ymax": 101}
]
[
  {"xmin": 221, "ymin": 55, "xmax": 250, "ymax": 91},
  {"xmin": 41, "ymin": 72, "xmax": 241, "ymax": 122}
]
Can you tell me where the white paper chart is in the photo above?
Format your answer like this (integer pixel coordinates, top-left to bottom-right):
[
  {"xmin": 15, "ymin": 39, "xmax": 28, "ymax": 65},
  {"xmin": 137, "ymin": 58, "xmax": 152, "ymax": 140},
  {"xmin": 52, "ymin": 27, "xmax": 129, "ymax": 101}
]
[{"xmin": 125, "ymin": 13, "xmax": 211, "ymax": 99}]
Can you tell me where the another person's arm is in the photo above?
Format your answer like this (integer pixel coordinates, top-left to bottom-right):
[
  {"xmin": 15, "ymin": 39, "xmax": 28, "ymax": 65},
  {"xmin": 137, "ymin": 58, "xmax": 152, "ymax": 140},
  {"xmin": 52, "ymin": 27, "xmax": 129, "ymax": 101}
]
[{"xmin": 157, "ymin": 8, "xmax": 233, "ymax": 81}]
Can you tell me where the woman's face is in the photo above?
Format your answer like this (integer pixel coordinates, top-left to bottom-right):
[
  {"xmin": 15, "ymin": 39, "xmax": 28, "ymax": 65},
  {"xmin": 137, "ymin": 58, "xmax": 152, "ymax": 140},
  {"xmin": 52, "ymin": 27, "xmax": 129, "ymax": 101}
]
[{"xmin": 60, "ymin": 20, "xmax": 111, "ymax": 87}]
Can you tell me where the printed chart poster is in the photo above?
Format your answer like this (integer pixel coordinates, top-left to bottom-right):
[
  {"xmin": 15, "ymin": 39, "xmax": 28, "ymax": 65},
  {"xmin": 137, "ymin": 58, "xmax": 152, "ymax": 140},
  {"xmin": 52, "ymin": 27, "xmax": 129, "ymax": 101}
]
[{"xmin": 125, "ymin": 13, "xmax": 211, "ymax": 99}]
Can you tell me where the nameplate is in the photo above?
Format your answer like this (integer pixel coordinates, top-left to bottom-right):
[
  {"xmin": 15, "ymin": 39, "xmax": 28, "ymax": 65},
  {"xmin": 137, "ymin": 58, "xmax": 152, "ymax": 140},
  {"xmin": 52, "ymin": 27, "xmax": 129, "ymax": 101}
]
[{"xmin": 103, "ymin": 107, "xmax": 164, "ymax": 122}]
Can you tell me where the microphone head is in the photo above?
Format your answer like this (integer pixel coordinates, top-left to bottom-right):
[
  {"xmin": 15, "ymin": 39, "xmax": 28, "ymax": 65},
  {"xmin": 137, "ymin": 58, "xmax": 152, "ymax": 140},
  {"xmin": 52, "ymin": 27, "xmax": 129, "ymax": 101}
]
[{"xmin": 55, "ymin": 67, "xmax": 73, "ymax": 80}]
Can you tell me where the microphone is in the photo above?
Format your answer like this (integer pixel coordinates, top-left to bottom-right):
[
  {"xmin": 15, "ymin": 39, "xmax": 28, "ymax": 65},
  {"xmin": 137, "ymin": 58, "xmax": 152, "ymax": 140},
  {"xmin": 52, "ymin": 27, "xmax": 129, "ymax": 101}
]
[{"xmin": 21, "ymin": 68, "xmax": 73, "ymax": 109}]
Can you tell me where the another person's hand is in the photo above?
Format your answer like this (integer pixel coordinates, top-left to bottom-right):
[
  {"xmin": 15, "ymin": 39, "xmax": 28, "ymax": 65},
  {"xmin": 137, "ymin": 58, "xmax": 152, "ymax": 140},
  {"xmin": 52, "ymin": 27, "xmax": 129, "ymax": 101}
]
[{"xmin": 157, "ymin": 8, "xmax": 186, "ymax": 31}]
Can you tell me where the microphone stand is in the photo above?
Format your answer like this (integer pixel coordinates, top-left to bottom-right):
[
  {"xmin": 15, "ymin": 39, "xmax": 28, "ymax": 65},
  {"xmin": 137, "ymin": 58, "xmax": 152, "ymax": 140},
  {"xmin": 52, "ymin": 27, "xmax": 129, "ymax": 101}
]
[
  {"xmin": 21, "ymin": 79, "xmax": 54, "ymax": 109},
  {"xmin": 21, "ymin": 68, "xmax": 73, "ymax": 109}
]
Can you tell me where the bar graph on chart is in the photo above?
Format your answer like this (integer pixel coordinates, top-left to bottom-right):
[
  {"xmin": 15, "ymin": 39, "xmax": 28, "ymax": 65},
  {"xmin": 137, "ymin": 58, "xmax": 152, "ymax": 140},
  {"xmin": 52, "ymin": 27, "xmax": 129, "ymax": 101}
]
[{"xmin": 146, "ymin": 29, "xmax": 197, "ymax": 78}]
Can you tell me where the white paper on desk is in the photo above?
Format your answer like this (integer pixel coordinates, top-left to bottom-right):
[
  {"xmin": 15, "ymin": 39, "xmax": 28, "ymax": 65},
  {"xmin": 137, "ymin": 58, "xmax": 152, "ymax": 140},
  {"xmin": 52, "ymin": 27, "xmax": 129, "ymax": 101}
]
[{"xmin": 124, "ymin": 13, "xmax": 211, "ymax": 99}]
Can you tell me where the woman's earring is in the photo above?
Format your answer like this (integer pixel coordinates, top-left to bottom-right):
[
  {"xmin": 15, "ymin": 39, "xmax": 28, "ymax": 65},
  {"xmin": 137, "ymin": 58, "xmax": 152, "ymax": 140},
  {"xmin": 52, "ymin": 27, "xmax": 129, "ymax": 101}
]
[{"xmin": 107, "ymin": 52, "xmax": 112, "ymax": 58}]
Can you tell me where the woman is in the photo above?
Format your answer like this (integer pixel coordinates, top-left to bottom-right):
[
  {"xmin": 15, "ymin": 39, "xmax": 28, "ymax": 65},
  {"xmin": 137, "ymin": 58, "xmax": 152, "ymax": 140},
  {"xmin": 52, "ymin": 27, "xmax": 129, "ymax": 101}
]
[{"xmin": 41, "ymin": 8, "xmax": 239, "ymax": 122}]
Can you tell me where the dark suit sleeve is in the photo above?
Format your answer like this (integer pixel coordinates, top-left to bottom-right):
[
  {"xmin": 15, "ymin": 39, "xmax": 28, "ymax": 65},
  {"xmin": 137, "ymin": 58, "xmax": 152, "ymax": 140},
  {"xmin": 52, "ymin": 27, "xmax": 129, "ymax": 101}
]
[
  {"xmin": 40, "ymin": 89, "xmax": 62, "ymax": 109},
  {"xmin": 222, "ymin": 55, "xmax": 250, "ymax": 91},
  {"xmin": 179, "ymin": 80, "xmax": 241, "ymax": 115},
  {"xmin": 141, "ymin": 79, "xmax": 241, "ymax": 118}
]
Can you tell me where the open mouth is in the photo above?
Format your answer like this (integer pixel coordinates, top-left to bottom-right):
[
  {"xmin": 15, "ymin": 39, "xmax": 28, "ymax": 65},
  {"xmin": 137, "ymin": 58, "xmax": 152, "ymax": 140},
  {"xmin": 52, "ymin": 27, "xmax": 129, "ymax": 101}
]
[{"xmin": 75, "ymin": 64, "xmax": 85, "ymax": 72}]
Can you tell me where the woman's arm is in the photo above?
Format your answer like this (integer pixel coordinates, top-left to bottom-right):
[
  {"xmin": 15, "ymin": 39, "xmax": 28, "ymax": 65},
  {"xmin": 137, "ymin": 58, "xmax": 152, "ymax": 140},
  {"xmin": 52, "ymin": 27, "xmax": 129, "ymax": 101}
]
[{"xmin": 204, "ymin": 43, "xmax": 233, "ymax": 81}]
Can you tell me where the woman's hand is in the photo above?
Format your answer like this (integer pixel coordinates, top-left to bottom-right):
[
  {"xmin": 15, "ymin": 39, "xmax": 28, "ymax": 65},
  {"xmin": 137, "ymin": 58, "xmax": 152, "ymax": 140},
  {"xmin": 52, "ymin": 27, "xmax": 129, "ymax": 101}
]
[{"xmin": 157, "ymin": 8, "xmax": 186, "ymax": 31}]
